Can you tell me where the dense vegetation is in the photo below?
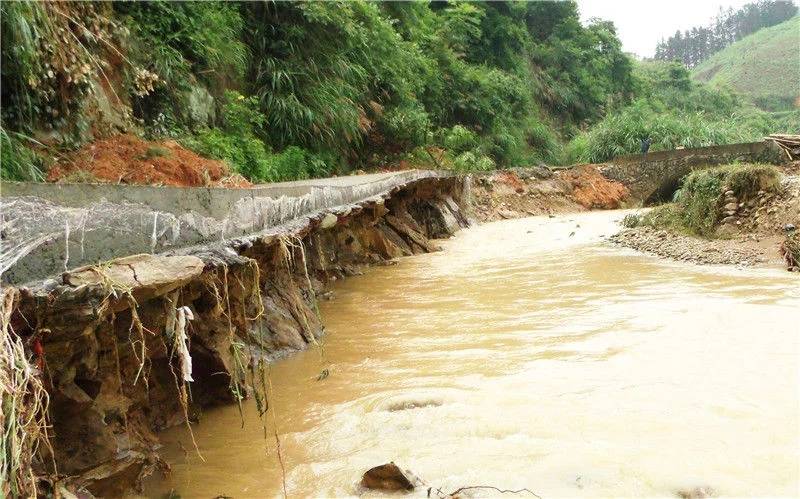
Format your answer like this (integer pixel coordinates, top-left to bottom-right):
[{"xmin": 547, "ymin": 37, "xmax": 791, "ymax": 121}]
[
  {"xmin": 654, "ymin": 0, "xmax": 797, "ymax": 68},
  {"xmin": 693, "ymin": 15, "xmax": 800, "ymax": 111},
  {"xmin": 0, "ymin": 1, "xmax": 795, "ymax": 182},
  {"xmin": 565, "ymin": 60, "xmax": 798, "ymax": 163}
]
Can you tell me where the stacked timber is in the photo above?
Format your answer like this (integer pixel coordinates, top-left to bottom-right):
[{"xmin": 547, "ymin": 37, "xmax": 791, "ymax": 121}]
[{"xmin": 766, "ymin": 134, "xmax": 800, "ymax": 160}]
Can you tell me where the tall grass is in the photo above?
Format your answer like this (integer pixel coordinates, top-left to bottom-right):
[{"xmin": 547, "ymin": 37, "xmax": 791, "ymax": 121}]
[
  {"xmin": 565, "ymin": 100, "xmax": 776, "ymax": 164},
  {"xmin": 0, "ymin": 129, "xmax": 44, "ymax": 182}
]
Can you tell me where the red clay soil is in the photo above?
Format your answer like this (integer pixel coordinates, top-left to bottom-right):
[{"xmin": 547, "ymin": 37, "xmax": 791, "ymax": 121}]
[
  {"xmin": 559, "ymin": 164, "xmax": 629, "ymax": 209},
  {"xmin": 495, "ymin": 170, "xmax": 526, "ymax": 193},
  {"xmin": 48, "ymin": 134, "xmax": 251, "ymax": 187}
]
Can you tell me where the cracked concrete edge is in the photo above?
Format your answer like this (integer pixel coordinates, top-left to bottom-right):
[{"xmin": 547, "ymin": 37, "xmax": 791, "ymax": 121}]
[{"xmin": 0, "ymin": 170, "xmax": 460, "ymax": 285}]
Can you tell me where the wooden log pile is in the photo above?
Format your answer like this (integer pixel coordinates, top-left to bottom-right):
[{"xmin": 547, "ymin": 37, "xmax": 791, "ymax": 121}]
[{"xmin": 766, "ymin": 134, "xmax": 800, "ymax": 161}]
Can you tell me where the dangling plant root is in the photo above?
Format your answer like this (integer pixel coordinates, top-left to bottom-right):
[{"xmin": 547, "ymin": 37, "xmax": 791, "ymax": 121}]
[
  {"xmin": 1, "ymin": 287, "xmax": 55, "ymax": 498},
  {"xmin": 209, "ymin": 256, "xmax": 288, "ymax": 497},
  {"xmin": 92, "ymin": 263, "xmax": 152, "ymax": 389},
  {"xmin": 277, "ymin": 235, "xmax": 325, "ymax": 358}
]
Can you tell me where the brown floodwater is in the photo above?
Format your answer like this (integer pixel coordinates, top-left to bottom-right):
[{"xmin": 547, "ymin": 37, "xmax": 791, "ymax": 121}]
[{"xmin": 144, "ymin": 211, "xmax": 800, "ymax": 498}]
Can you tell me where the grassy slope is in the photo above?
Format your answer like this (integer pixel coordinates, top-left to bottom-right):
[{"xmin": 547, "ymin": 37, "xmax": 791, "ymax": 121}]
[{"xmin": 692, "ymin": 16, "xmax": 800, "ymax": 110}]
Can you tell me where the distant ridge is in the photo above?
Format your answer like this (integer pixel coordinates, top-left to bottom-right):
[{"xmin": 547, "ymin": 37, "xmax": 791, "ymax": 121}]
[{"xmin": 692, "ymin": 16, "xmax": 800, "ymax": 111}]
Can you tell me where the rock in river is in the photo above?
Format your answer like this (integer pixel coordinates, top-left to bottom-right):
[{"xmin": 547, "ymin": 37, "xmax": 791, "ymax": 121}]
[{"xmin": 361, "ymin": 462, "xmax": 415, "ymax": 492}]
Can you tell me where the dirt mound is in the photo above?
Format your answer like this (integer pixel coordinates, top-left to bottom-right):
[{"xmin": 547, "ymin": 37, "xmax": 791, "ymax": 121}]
[
  {"xmin": 469, "ymin": 169, "xmax": 584, "ymax": 222},
  {"xmin": 48, "ymin": 134, "xmax": 250, "ymax": 187},
  {"xmin": 559, "ymin": 165, "xmax": 629, "ymax": 209}
]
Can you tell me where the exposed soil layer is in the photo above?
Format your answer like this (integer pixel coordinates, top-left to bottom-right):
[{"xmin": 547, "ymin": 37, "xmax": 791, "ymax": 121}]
[
  {"xmin": 469, "ymin": 166, "xmax": 630, "ymax": 223},
  {"xmin": 559, "ymin": 164, "xmax": 631, "ymax": 209},
  {"xmin": 47, "ymin": 134, "xmax": 250, "ymax": 187},
  {"xmin": 5, "ymin": 177, "xmax": 467, "ymax": 497}
]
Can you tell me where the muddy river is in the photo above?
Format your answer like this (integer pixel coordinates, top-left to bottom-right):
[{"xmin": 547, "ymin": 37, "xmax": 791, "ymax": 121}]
[{"xmin": 145, "ymin": 211, "xmax": 799, "ymax": 498}]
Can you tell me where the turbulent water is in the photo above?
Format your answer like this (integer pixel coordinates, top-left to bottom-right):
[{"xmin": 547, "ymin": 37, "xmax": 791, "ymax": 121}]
[{"xmin": 145, "ymin": 211, "xmax": 799, "ymax": 498}]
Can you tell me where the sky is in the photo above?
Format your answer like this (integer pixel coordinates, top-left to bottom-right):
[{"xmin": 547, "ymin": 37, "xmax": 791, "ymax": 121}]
[{"xmin": 577, "ymin": 0, "xmax": 757, "ymax": 58}]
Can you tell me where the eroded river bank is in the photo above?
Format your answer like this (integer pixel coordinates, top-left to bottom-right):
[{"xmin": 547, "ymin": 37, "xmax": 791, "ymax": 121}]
[{"xmin": 145, "ymin": 210, "xmax": 800, "ymax": 498}]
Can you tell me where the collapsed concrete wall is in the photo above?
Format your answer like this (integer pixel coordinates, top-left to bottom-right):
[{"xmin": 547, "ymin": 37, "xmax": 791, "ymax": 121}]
[
  {"xmin": 599, "ymin": 141, "xmax": 785, "ymax": 203},
  {"xmin": 0, "ymin": 171, "xmax": 447, "ymax": 284},
  {"xmin": 1, "ymin": 175, "xmax": 469, "ymax": 497}
]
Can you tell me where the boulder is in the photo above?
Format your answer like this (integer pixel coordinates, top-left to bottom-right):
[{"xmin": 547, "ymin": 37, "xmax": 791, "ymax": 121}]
[
  {"xmin": 61, "ymin": 254, "xmax": 204, "ymax": 313},
  {"xmin": 320, "ymin": 213, "xmax": 339, "ymax": 229},
  {"xmin": 183, "ymin": 85, "xmax": 216, "ymax": 128},
  {"xmin": 360, "ymin": 463, "xmax": 415, "ymax": 492}
]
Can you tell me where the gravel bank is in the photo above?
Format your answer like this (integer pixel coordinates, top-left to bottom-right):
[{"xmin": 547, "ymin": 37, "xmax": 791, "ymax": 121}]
[{"xmin": 610, "ymin": 226, "xmax": 785, "ymax": 267}]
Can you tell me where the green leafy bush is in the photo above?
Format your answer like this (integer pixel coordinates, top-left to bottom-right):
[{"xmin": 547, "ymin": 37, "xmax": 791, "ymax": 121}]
[
  {"xmin": 118, "ymin": 1, "xmax": 246, "ymax": 86},
  {"xmin": 522, "ymin": 116, "xmax": 561, "ymax": 164},
  {"xmin": 564, "ymin": 58, "xmax": 792, "ymax": 165},
  {"xmin": 723, "ymin": 163, "xmax": 781, "ymax": 199},
  {"xmin": 637, "ymin": 204, "xmax": 684, "ymax": 231},
  {"xmin": 452, "ymin": 151, "xmax": 495, "ymax": 172},
  {"xmin": 621, "ymin": 213, "xmax": 643, "ymax": 228},
  {"xmin": 676, "ymin": 167, "xmax": 730, "ymax": 235},
  {"xmin": 443, "ymin": 125, "xmax": 480, "ymax": 154},
  {"xmin": 117, "ymin": 1, "xmax": 247, "ymax": 131},
  {"xmin": 246, "ymin": 1, "xmax": 430, "ymax": 153},
  {"xmin": 263, "ymin": 146, "xmax": 332, "ymax": 181},
  {"xmin": 378, "ymin": 103, "xmax": 431, "ymax": 150},
  {"xmin": 182, "ymin": 91, "xmax": 332, "ymax": 182},
  {"xmin": 181, "ymin": 91, "xmax": 271, "ymax": 181}
]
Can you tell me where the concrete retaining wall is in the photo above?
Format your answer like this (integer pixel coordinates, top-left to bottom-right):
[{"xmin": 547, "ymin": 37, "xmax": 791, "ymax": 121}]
[
  {"xmin": 600, "ymin": 141, "xmax": 785, "ymax": 203},
  {"xmin": 0, "ymin": 171, "xmax": 455, "ymax": 285}
]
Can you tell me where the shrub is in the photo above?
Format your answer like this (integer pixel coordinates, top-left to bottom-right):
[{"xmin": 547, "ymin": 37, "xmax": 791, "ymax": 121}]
[
  {"xmin": 442, "ymin": 125, "xmax": 480, "ymax": 154},
  {"xmin": 117, "ymin": 1, "xmax": 247, "ymax": 87},
  {"xmin": 621, "ymin": 213, "xmax": 642, "ymax": 228},
  {"xmin": 522, "ymin": 116, "xmax": 561, "ymax": 164},
  {"xmin": 644, "ymin": 163, "xmax": 782, "ymax": 236},
  {"xmin": 638, "ymin": 204, "xmax": 684, "ymax": 231},
  {"xmin": 263, "ymin": 146, "xmax": 332, "ymax": 181},
  {"xmin": 182, "ymin": 91, "xmax": 334, "ymax": 182},
  {"xmin": 452, "ymin": 151, "xmax": 495, "ymax": 172},
  {"xmin": 183, "ymin": 129, "xmax": 271, "ymax": 181},
  {"xmin": 676, "ymin": 167, "xmax": 729, "ymax": 235},
  {"xmin": 181, "ymin": 92, "xmax": 267, "ymax": 181},
  {"xmin": 724, "ymin": 163, "xmax": 781, "ymax": 199},
  {"xmin": 378, "ymin": 103, "xmax": 431, "ymax": 150},
  {"xmin": 117, "ymin": 1, "xmax": 247, "ymax": 133}
]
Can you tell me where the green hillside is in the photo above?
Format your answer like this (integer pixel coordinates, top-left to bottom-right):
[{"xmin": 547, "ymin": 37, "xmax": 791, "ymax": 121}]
[{"xmin": 693, "ymin": 15, "xmax": 800, "ymax": 111}]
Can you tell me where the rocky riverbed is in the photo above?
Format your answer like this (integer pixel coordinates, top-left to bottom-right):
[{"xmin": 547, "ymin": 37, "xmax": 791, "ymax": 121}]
[{"xmin": 610, "ymin": 227, "xmax": 779, "ymax": 267}]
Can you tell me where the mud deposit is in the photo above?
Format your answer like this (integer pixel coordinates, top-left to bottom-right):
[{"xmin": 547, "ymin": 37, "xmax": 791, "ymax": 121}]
[{"xmin": 146, "ymin": 211, "xmax": 800, "ymax": 498}]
